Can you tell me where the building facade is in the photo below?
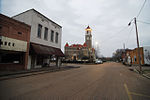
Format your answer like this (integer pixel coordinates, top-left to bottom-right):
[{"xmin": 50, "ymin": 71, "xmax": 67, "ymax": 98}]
[
  {"xmin": 64, "ymin": 26, "xmax": 95, "ymax": 62},
  {"xmin": 0, "ymin": 14, "xmax": 31, "ymax": 70},
  {"xmin": 124, "ymin": 46, "xmax": 150, "ymax": 65},
  {"xmin": 13, "ymin": 9, "xmax": 64, "ymax": 69}
]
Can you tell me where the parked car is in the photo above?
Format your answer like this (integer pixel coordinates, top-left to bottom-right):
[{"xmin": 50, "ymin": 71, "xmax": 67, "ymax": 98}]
[{"xmin": 95, "ymin": 59, "xmax": 103, "ymax": 64}]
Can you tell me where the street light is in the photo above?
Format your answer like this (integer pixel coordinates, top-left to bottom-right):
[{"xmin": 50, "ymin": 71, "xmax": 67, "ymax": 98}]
[
  {"xmin": 95, "ymin": 41, "xmax": 99, "ymax": 59},
  {"xmin": 95, "ymin": 41, "xmax": 98, "ymax": 50},
  {"xmin": 95, "ymin": 41, "xmax": 98, "ymax": 45}
]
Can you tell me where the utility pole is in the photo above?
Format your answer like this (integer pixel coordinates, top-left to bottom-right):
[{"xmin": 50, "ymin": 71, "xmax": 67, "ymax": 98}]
[{"xmin": 134, "ymin": 17, "xmax": 142, "ymax": 73}]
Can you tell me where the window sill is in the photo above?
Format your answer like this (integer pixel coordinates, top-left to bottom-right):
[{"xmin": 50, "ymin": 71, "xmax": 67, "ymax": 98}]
[{"xmin": 37, "ymin": 37, "xmax": 41, "ymax": 39}]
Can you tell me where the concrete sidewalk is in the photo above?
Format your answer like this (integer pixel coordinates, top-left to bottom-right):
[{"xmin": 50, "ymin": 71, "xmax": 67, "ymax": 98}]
[
  {"xmin": 128, "ymin": 65, "xmax": 150, "ymax": 79},
  {"xmin": 0, "ymin": 64, "xmax": 80, "ymax": 81}
]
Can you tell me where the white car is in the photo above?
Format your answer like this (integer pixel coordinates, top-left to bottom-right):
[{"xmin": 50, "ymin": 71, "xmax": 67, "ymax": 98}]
[{"xmin": 95, "ymin": 59, "xmax": 103, "ymax": 64}]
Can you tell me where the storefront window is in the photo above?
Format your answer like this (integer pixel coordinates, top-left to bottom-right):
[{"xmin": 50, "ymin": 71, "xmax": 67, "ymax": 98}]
[
  {"xmin": 36, "ymin": 56, "xmax": 43, "ymax": 65},
  {"xmin": 0, "ymin": 52, "xmax": 23, "ymax": 64}
]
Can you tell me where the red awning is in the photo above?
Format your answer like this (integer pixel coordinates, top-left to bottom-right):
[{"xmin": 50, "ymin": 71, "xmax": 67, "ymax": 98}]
[{"xmin": 30, "ymin": 43, "xmax": 64, "ymax": 57}]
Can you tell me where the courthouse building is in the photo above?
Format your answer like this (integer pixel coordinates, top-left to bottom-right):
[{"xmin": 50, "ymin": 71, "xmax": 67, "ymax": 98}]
[{"xmin": 64, "ymin": 26, "xmax": 95, "ymax": 62}]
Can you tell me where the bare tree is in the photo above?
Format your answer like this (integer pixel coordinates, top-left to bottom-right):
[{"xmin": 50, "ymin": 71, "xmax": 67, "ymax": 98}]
[
  {"xmin": 94, "ymin": 44, "xmax": 100, "ymax": 58},
  {"xmin": 112, "ymin": 49, "xmax": 124, "ymax": 62}
]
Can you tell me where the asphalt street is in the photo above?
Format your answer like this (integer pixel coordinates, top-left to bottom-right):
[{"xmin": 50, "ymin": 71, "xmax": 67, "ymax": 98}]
[{"xmin": 0, "ymin": 62, "xmax": 150, "ymax": 100}]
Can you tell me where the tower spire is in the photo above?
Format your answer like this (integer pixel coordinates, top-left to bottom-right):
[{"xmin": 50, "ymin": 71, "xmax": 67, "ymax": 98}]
[
  {"xmin": 85, "ymin": 25, "xmax": 92, "ymax": 31},
  {"xmin": 85, "ymin": 25, "xmax": 92, "ymax": 48}
]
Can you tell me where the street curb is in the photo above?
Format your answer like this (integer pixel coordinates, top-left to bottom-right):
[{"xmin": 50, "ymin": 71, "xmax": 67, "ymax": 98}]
[
  {"xmin": 133, "ymin": 68, "xmax": 140, "ymax": 74},
  {"xmin": 0, "ymin": 66, "xmax": 80, "ymax": 81},
  {"xmin": 0, "ymin": 66, "xmax": 62, "ymax": 77},
  {"xmin": 133, "ymin": 68, "xmax": 150, "ymax": 79},
  {"xmin": 0, "ymin": 68, "xmax": 60, "ymax": 81},
  {"xmin": 142, "ymin": 74, "xmax": 150, "ymax": 79},
  {"xmin": 0, "ymin": 68, "xmax": 51, "ymax": 77}
]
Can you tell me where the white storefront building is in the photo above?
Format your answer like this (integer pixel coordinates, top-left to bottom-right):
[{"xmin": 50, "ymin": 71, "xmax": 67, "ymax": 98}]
[{"xmin": 13, "ymin": 9, "xmax": 64, "ymax": 69}]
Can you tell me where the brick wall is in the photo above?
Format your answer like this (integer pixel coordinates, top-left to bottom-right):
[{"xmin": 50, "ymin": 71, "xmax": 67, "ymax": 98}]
[
  {"xmin": 130, "ymin": 47, "xmax": 144, "ymax": 65},
  {"xmin": 0, "ymin": 14, "xmax": 31, "ymax": 70}
]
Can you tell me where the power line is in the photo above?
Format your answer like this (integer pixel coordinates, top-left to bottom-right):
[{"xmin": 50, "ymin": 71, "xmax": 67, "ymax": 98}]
[
  {"xmin": 137, "ymin": 0, "xmax": 147, "ymax": 18},
  {"xmin": 99, "ymin": 0, "xmax": 147, "ymax": 48},
  {"xmin": 100, "ymin": 26, "xmax": 128, "ymax": 43},
  {"xmin": 137, "ymin": 20, "xmax": 150, "ymax": 25}
]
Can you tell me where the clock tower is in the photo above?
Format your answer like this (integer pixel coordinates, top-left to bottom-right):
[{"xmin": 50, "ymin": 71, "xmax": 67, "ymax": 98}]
[{"xmin": 85, "ymin": 26, "xmax": 92, "ymax": 48}]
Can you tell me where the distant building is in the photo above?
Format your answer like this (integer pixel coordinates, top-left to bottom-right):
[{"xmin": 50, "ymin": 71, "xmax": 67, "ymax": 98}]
[
  {"xmin": 122, "ymin": 49, "xmax": 132, "ymax": 65},
  {"xmin": 64, "ymin": 26, "xmax": 95, "ymax": 62},
  {"xmin": 13, "ymin": 9, "xmax": 64, "ymax": 69},
  {"xmin": 0, "ymin": 14, "xmax": 31, "ymax": 70}
]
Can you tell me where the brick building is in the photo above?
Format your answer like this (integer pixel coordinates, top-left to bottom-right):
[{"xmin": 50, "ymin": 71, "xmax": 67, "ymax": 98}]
[
  {"xmin": 64, "ymin": 26, "xmax": 95, "ymax": 62},
  {"xmin": 0, "ymin": 14, "xmax": 31, "ymax": 70},
  {"xmin": 124, "ymin": 46, "xmax": 150, "ymax": 65},
  {"xmin": 129, "ymin": 47, "xmax": 144, "ymax": 65}
]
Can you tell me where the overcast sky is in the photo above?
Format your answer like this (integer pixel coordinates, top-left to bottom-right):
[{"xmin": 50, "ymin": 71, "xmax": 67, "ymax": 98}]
[{"xmin": 1, "ymin": 0, "xmax": 150, "ymax": 57}]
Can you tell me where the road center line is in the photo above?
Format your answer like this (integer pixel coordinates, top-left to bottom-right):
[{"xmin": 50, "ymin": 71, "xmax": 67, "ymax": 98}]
[
  {"xmin": 124, "ymin": 83, "xmax": 150, "ymax": 99},
  {"xmin": 124, "ymin": 83, "xmax": 133, "ymax": 100}
]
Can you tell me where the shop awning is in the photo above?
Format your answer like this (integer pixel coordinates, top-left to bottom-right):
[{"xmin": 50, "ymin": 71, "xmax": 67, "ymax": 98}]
[{"xmin": 30, "ymin": 43, "xmax": 64, "ymax": 57}]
